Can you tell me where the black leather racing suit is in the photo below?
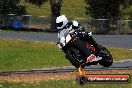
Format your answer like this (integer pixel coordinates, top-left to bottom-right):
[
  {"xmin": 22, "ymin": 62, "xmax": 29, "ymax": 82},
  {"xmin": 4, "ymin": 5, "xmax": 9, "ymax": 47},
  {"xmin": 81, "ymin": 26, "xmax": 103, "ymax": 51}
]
[
  {"xmin": 66, "ymin": 22, "xmax": 100, "ymax": 53},
  {"xmin": 58, "ymin": 21, "xmax": 101, "ymax": 56}
]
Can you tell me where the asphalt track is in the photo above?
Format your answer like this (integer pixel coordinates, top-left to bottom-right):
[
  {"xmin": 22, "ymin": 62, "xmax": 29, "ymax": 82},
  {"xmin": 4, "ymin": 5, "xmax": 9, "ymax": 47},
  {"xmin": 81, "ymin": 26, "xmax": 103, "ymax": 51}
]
[
  {"xmin": 0, "ymin": 59, "xmax": 132, "ymax": 76},
  {"xmin": 0, "ymin": 31, "xmax": 132, "ymax": 48},
  {"xmin": 0, "ymin": 31, "xmax": 132, "ymax": 74}
]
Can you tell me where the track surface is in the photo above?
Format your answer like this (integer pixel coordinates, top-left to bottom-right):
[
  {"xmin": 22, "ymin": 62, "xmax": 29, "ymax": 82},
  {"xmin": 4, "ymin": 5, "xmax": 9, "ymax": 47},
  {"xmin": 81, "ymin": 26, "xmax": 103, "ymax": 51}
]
[
  {"xmin": 0, "ymin": 59, "xmax": 132, "ymax": 76},
  {"xmin": 0, "ymin": 31, "xmax": 132, "ymax": 76},
  {"xmin": 0, "ymin": 31, "xmax": 132, "ymax": 48}
]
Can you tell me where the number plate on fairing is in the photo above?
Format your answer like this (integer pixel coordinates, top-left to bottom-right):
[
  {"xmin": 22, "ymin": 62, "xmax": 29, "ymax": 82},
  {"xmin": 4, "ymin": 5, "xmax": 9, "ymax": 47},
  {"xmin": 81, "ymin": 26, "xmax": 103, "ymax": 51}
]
[{"xmin": 66, "ymin": 34, "xmax": 72, "ymax": 43}]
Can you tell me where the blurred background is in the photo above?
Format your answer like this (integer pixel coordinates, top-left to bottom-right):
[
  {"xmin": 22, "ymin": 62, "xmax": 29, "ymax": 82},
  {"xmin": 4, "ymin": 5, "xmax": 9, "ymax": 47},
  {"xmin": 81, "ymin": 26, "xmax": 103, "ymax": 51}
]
[{"xmin": 0, "ymin": 0, "xmax": 132, "ymax": 34}]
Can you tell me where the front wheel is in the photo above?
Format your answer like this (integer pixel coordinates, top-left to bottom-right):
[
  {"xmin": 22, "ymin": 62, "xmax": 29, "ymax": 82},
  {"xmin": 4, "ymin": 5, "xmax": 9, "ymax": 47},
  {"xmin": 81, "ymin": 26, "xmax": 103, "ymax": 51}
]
[
  {"xmin": 98, "ymin": 47, "xmax": 113, "ymax": 67},
  {"xmin": 65, "ymin": 47, "xmax": 85, "ymax": 68}
]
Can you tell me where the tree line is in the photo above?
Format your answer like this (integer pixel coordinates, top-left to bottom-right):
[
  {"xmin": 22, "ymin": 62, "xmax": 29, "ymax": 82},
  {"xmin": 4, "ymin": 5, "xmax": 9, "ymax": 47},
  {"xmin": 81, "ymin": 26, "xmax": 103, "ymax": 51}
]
[{"xmin": 0, "ymin": 0, "xmax": 131, "ymax": 31}]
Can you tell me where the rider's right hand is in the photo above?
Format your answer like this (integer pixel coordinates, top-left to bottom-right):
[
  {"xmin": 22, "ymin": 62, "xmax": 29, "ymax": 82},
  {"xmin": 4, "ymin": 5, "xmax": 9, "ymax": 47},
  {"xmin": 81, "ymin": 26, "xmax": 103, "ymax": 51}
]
[{"xmin": 57, "ymin": 44, "xmax": 62, "ymax": 49}]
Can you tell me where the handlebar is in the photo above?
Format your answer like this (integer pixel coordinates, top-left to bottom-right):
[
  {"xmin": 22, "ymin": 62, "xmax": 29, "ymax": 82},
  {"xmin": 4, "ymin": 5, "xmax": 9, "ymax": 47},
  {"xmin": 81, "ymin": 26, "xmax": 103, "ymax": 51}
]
[{"xmin": 71, "ymin": 31, "xmax": 92, "ymax": 38}]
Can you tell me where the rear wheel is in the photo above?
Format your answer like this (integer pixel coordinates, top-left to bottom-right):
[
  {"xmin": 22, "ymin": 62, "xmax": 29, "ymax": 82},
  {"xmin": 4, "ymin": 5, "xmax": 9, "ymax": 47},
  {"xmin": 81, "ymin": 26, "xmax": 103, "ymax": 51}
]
[
  {"xmin": 98, "ymin": 47, "xmax": 113, "ymax": 67},
  {"xmin": 65, "ymin": 47, "xmax": 85, "ymax": 68}
]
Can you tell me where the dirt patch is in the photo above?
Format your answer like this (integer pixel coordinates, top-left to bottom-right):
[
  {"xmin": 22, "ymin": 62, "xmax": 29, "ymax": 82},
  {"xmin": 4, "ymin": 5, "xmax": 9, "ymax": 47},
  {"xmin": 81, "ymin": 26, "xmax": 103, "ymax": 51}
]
[
  {"xmin": 0, "ymin": 72, "xmax": 76, "ymax": 83},
  {"xmin": 0, "ymin": 69, "xmax": 132, "ymax": 83}
]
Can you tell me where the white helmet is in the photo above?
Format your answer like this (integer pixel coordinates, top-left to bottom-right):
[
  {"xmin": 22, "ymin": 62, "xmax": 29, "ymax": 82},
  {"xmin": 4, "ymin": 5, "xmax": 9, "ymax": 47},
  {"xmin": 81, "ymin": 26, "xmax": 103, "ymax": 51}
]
[{"xmin": 56, "ymin": 15, "xmax": 68, "ymax": 29}]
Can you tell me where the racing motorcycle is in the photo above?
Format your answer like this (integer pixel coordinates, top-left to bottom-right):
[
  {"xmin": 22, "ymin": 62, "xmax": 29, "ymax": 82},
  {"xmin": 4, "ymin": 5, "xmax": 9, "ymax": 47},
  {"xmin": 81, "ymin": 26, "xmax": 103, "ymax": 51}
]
[{"xmin": 57, "ymin": 28, "xmax": 113, "ymax": 68}]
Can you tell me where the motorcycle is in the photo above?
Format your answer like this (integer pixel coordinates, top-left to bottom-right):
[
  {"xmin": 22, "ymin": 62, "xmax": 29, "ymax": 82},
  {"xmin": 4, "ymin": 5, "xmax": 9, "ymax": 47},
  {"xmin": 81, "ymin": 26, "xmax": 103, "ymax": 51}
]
[{"xmin": 57, "ymin": 27, "xmax": 113, "ymax": 68}]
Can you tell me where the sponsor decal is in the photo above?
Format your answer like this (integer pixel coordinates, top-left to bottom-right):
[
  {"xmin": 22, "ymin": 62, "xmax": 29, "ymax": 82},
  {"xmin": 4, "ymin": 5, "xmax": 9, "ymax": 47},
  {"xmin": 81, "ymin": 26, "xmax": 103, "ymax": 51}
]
[
  {"xmin": 66, "ymin": 34, "xmax": 72, "ymax": 43},
  {"xmin": 87, "ymin": 54, "xmax": 96, "ymax": 62},
  {"xmin": 85, "ymin": 74, "xmax": 130, "ymax": 83}
]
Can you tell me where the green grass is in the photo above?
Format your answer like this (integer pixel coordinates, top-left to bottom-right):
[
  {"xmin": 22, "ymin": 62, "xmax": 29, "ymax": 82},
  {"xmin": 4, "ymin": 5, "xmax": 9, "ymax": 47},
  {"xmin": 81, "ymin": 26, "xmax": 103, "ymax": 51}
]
[
  {"xmin": 20, "ymin": 0, "xmax": 88, "ymax": 18},
  {"xmin": 0, "ymin": 80, "xmax": 131, "ymax": 88},
  {"xmin": 31, "ymin": 16, "xmax": 50, "ymax": 25},
  {"xmin": 108, "ymin": 48, "xmax": 132, "ymax": 61},
  {"xmin": 20, "ymin": 1, "xmax": 51, "ymax": 17},
  {"xmin": 0, "ymin": 39, "xmax": 132, "ymax": 72},
  {"xmin": 61, "ymin": 0, "xmax": 88, "ymax": 18},
  {"xmin": 0, "ymin": 39, "xmax": 70, "ymax": 72},
  {"xmin": 19, "ymin": 0, "xmax": 132, "ymax": 19}
]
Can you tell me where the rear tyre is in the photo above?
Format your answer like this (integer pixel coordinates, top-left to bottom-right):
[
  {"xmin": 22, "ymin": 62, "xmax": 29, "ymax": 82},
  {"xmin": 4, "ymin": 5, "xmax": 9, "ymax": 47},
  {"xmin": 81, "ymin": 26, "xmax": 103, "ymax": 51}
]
[{"xmin": 98, "ymin": 47, "xmax": 113, "ymax": 67}]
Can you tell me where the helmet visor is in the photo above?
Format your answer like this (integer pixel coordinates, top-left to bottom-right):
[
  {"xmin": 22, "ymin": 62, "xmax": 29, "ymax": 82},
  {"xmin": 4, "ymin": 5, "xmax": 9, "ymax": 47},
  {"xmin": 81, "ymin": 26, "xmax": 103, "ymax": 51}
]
[{"xmin": 57, "ymin": 22, "xmax": 63, "ymax": 27}]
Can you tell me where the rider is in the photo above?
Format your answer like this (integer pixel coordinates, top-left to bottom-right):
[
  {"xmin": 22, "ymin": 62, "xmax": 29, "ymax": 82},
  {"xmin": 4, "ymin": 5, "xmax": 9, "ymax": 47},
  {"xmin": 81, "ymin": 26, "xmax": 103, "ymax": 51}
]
[
  {"xmin": 56, "ymin": 15, "xmax": 84, "ymax": 32},
  {"xmin": 56, "ymin": 15, "xmax": 101, "ymax": 63}
]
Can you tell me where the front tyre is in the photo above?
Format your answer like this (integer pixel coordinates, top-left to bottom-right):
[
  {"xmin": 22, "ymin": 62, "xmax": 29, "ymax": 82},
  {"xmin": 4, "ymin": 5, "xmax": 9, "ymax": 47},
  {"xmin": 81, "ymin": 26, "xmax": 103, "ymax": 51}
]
[
  {"xmin": 98, "ymin": 47, "xmax": 113, "ymax": 67},
  {"xmin": 65, "ymin": 48, "xmax": 85, "ymax": 68}
]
